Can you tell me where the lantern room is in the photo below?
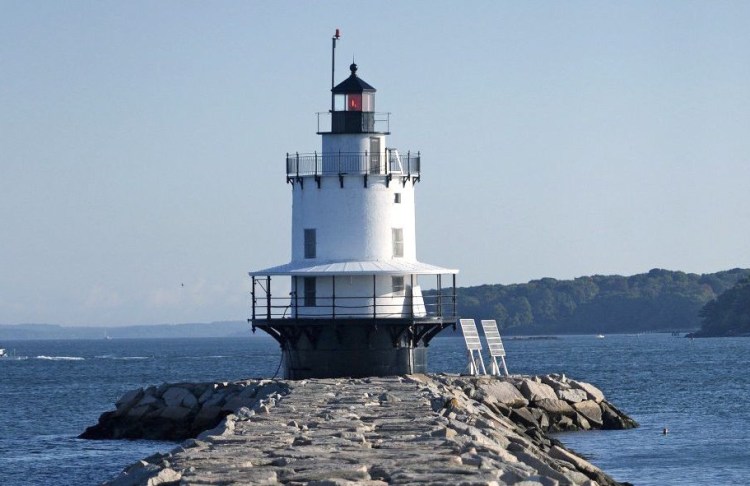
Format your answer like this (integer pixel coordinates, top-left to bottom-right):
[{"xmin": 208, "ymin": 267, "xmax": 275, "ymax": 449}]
[
  {"xmin": 331, "ymin": 63, "xmax": 378, "ymax": 133},
  {"xmin": 335, "ymin": 91, "xmax": 374, "ymax": 111}
]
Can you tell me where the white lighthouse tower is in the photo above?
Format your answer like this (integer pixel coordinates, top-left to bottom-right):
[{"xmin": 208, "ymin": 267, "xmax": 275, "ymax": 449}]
[{"xmin": 249, "ymin": 43, "xmax": 458, "ymax": 379}]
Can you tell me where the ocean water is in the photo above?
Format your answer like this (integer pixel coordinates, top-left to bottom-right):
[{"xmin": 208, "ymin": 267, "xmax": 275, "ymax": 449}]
[{"xmin": 1, "ymin": 334, "xmax": 748, "ymax": 485}]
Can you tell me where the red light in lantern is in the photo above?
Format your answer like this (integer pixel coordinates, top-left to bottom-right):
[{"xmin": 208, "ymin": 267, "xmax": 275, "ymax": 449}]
[{"xmin": 348, "ymin": 94, "xmax": 362, "ymax": 111}]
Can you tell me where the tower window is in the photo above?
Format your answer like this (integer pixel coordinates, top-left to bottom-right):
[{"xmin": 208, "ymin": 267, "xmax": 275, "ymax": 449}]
[
  {"xmin": 304, "ymin": 229, "xmax": 316, "ymax": 259},
  {"xmin": 392, "ymin": 276, "xmax": 405, "ymax": 295},
  {"xmin": 394, "ymin": 193, "xmax": 401, "ymax": 204},
  {"xmin": 392, "ymin": 228, "xmax": 404, "ymax": 258},
  {"xmin": 304, "ymin": 277, "xmax": 316, "ymax": 307}
]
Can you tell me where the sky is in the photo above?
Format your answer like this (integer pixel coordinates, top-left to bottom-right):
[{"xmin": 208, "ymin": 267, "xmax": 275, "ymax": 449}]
[{"xmin": 1, "ymin": 1, "xmax": 749, "ymax": 326}]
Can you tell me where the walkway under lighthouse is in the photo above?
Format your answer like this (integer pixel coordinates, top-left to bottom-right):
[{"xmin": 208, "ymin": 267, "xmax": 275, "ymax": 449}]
[{"xmin": 249, "ymin": 57, "xmax": 458, "ymax": 379}]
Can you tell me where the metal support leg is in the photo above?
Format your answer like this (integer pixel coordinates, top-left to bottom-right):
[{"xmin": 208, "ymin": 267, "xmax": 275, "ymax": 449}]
[
  {"xmin": 489, "ymin": 357, "xmax": 500, "ymax": 376},
  {"xmin": 477, "ymin": 350, "xmax": 487, "ymax": 375},
  {"xmin": 500, "ymin": 356, "xmax": 509, "ymax": 376},
  {"xmin": 266, "ymin": 276, "xmax": 271, "ymax": 319}
]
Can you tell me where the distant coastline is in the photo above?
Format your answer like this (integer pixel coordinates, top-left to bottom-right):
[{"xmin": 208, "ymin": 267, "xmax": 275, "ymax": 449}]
[
  {"xmin": 5, "ymin": 267, "xmax": 748, "ymax": 340},
  {"xmin": 0, "ymin": 321, "xmax": 250, "ymax": 341}
]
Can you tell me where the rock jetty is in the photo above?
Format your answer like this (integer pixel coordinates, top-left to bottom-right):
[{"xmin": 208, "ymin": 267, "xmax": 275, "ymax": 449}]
[{"xmin": 83, "ymin": 374, "xmax": 637, "ymax": 485}]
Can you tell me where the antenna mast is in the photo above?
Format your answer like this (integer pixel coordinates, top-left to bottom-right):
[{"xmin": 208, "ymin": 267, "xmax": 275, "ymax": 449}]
[{"xmin": 331, "ymin": 28, "xmax": 340, "ymax": 112}]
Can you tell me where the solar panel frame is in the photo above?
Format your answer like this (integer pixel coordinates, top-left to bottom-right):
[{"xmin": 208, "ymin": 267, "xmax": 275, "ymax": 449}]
[
  {"xmin": 459, "ymin": 319, "xmax": 483, "ymax": 351},
  {"xmin": 480, "ymin": 319, "xmax": 506, "ymax": 357}
]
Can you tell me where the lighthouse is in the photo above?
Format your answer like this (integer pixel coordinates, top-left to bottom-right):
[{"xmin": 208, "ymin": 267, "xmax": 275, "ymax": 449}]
[{"xmin": 249, "ymin": 42, "xmax": 458, "ymax": 379}]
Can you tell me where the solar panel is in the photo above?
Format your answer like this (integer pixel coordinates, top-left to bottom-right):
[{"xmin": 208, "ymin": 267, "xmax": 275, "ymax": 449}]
[
  {"xmin": 460, "ymin": 319, "xmax": 483, "ymax": 351},
  {"xmin": 459, "ymin": 319, "xmax": 486, "ymax": 375},
  {"xmin": 480, "ymin": 320, "xmax": 506, "ymax": 357},
  {"xmin": 480, "ymin": 319, "xmax": 509, "ymax": 376}
]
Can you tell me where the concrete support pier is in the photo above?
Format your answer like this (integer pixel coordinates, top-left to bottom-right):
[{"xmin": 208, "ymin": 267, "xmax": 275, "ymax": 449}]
[
  {"xmin": 89, "ymin": 374, "xmax": 636, "ymax": 486},
  {"xmin": 274, "ymin": 323, "xmax": 430, "ymax": 379}
]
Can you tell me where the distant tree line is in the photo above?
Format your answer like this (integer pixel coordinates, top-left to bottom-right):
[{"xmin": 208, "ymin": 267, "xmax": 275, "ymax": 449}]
[
  {"xmin": 692, "ymin": 276, "xmax": 750, "ymax": 337},
  {"xmin": 436, "ymin": 268, "xmax": 750, "ymax": 335}
]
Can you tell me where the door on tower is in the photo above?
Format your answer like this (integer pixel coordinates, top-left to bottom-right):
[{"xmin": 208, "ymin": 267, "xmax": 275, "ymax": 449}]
[{"xmin": 369, "ymin": 137, "xmax": 381, "ymax": 174}]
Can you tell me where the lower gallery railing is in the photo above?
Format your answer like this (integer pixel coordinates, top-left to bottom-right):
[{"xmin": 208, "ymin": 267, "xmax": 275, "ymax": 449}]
[
  {"xmin": 250, "ymin": 275, "xmax": 456, "ymax": 323},
  {"xmin": 250, "ymin": 293, "xmax": 458, "ymax": 322}
]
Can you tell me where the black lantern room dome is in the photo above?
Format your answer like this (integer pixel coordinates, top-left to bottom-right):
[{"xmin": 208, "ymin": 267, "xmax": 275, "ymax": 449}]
[{"xmin": 331, "ymin": 64, "xmax": 376, "ymax": 95}]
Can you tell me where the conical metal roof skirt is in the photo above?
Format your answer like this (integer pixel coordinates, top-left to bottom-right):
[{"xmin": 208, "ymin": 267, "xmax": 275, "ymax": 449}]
[
  {"xmin": 331, "ymin": 63, "xmax": 376, "ymax": 94},
  {"xmin": 249, "ymin": 259, "xmax": 458, "ymax": 276}
]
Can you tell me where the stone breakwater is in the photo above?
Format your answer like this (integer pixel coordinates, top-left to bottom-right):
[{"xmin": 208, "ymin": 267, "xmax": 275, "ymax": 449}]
[{"xmin": 84, "ymin": 374, "xmax": 637, "ymax": 486}]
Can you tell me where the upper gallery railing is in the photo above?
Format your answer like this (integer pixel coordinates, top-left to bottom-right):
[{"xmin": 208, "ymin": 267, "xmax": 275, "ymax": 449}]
[{"xmin": 286, "ymin": 150, "xmax": 420, "ymax": 179}]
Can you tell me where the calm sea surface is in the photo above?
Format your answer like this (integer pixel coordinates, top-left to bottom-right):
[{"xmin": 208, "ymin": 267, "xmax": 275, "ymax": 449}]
[{"xmin": 1, "ymin": 334, "xmax": 748, "ymax": 485}]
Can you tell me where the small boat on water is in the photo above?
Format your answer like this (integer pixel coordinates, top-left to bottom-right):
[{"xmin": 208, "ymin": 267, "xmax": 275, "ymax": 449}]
[
  {"xmin": 596, "ymin": 334, "xmax": 605, "ymax": 339},
  {"xmin": 0, "ymin": 348, "xmax": 7, "ymax": 358}
]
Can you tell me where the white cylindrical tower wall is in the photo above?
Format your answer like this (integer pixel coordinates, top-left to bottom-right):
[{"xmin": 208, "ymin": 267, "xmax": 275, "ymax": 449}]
[{"xmin": 291, "ymin": 177, "xmax": 416, "ymax": 262}]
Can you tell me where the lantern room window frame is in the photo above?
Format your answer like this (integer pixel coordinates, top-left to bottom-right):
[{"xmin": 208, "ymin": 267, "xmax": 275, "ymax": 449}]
[{"xmin": 334, "ymin": 92, "xmax": 374, "ymax": 112}]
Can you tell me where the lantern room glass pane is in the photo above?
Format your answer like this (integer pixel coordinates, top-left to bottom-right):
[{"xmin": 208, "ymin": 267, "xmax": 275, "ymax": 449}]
[
  {"xmin": 346, "ymin": 93, "xmax": 362, "ymax": 111},
  {"xmin": 361, "ymin": 93, "xmax": 374, "ymax": 112},
  {"xmin": 334, "ymin": 94, "xmax": 346, "ymax": 111}
]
